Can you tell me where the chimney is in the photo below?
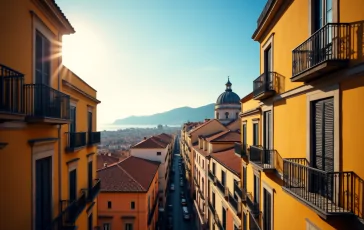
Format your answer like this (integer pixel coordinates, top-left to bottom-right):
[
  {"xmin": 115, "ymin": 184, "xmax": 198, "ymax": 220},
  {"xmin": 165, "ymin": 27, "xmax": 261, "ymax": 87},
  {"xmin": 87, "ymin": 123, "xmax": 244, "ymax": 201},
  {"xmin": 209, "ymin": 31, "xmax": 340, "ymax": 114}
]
[
  {"xmin": 104, "ymin": 163, "xmax": 108, "ymax": 168},
  {"xmin": 144, "ymin": 137, "xmax": 147, "ymax": 140}
]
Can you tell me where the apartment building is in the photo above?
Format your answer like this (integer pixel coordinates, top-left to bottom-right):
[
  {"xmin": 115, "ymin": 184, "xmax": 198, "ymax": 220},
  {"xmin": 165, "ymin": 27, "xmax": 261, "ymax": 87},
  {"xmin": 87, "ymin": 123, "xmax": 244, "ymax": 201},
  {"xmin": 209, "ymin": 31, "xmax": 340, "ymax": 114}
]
[
  {"xmin": 129, "ymin": 133, "xmax": 174, "ymax": 207},
  {"xmin": 97, "ymin": 156, "xmax": 160, "ymax": 230},
  {"xmin": 235, "ymin": 0, "xmax": 364, "ymax": 229},
  {"xmin": 193, "ymin": 130, "xmax": 241, "ymax": 229},
  {"xmin": 0, "ymin": 1, "xmax": 101, "ymax": 229}
]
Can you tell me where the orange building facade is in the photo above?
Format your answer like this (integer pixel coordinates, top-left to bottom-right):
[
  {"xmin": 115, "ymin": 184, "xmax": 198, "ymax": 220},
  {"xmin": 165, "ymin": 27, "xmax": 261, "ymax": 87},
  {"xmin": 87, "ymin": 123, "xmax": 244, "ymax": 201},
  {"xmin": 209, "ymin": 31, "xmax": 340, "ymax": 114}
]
[{"xmin": 97, "ymin": 156, "xmax": 160, "ymax": 230}]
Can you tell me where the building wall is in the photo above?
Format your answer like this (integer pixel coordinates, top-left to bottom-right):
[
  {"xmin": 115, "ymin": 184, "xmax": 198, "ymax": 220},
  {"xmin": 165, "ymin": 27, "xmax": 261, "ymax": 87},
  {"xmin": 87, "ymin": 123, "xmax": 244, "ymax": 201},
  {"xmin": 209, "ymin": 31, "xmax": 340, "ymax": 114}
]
[{"xmin": 97, "ymin": 172, "xmax": 159, "ymax": 230}]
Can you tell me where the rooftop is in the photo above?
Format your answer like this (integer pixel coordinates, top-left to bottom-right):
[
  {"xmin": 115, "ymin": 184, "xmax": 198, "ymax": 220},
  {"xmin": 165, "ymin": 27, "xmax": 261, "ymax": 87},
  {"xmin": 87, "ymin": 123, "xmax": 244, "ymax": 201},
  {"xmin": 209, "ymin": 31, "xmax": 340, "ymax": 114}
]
[
  {"xmin": 97, "ymin": 156, "xmax": 160, "ymax": 192},
  {"xmin": 210, "ymin": 148, "xmax": 241, "ymax": 176},
  {"xmin": 131, "ymin": 135, "xmax": 170, "ymax": 149}
]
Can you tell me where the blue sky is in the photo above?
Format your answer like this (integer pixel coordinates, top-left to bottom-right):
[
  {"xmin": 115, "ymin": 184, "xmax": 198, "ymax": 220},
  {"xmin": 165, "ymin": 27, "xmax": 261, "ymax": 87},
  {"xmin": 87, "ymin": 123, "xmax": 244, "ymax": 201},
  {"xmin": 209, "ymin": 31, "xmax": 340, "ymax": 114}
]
[{"xmin": 56, "ymin": 0, "xmax": 266, "ymax": 125}]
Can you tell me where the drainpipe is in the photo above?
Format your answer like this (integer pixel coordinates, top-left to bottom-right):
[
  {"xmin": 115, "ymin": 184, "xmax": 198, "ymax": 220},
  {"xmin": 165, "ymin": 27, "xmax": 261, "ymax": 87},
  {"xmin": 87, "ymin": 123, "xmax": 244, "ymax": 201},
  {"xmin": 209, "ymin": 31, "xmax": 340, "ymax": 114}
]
[{"xmin": 57, "ymin": 33, "xmax": 62, "ymax": 210}]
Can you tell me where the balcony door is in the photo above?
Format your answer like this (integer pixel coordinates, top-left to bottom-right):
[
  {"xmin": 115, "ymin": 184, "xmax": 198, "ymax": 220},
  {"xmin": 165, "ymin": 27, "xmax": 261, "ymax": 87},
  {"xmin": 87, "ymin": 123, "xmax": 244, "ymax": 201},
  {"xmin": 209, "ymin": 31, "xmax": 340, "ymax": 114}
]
[
  {"xmin": 35, "ymin": 156, "xmax": 52, "ymax": 230},
  {"xmin": 311, "ymin": 97, "xmax": 334, "ymax": 199},
  {"xmin": 35, "ymin": 31, "xmax": 51, "ymax": 116},
  {"xmin": 69, "ymin": 169, "xmax": 77, "ymax": 202},
  {"xmin": 263, "ymin": 188, "xmax": 272, "ymax": 230},
  {"xmin": 264, "ymin": 46, "xmax": 272, "ymax": 90},
  {"xmin": 263, "ymin": 111, "xmax": 272, "ymax": 164},
  {"xmin": 243, "ymin": 124, "xmax": 247, "ymax": 153}
]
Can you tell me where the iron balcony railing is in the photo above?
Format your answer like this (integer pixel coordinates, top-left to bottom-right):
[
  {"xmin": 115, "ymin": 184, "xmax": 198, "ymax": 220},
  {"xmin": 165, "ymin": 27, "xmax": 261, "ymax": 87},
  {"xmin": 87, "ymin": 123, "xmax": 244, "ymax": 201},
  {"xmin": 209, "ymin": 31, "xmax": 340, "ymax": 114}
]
[
  {"xmin": 88, "ymin": 131, "xmax": 101, "ymax": 145},
  {"xmin": 208, "ymin": 200, "xmax": 215, "ymax": 214},
  {"xmin": 24, "ymin": 84, "xmax": 70, "ymax": 120},
  {"xmin": 228, "ymin": 191, "xmax": 239, "ymax": 214},
  {"xmin": 253, "ymin": 72, "xmax": 278, "ymax": 98},
  {"xmin": 234, "ymin": 181, "xmax": 243, "ymax": 200},
  {"xmin": 234, "ymin": 142, "xmax": 248, "ymax": 158},
  {"xmin": 249, "ymin": 145, "xmax": 275, "ymax": 169},
  {"xmin": 249, "ymin": 211, "xmax": 262, "ymax": 230},
  {"xmin": 148, "ymin": 193, "xmax": 159, "ymax": 225},
  {"xmin": 292, "ymin": 23, "xmax": 350, "ymax": 77},
  {"xmin": 283, "ymin": 158, "xmax": 363, "ymax": 217},
  {"xmin": 88, "ymin": 179, "xmax": 101, "ymax": 202},
  {"xmin": 66, "ymin": 132, "xmax": 87, "ymax": 151},
  {"xmin": 208, "ymin": 170, "xmax": 215, "ymax": 181},
  {"xmin": 216, "ymin": 179, "xmax": 225, "ymax": 195},
  {"xmin": 246, "ymin": 192, "xmax": 259, "ymax": 216},
  {"xmin": 0, "ymin": 64, "xmax": 24, "ymax": 114},
  {"xmin": 60, "ymin": 192, "xmax": 87, "ymax": 224},
  {"xmin": 256, "ymin": 0, "xmax": 276, "ymax": 27}
]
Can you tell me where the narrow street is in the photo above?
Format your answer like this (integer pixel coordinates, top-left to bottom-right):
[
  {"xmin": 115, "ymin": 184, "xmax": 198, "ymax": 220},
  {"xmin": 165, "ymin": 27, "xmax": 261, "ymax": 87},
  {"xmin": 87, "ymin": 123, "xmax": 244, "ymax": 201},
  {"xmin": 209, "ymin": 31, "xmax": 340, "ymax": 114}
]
[{"xmin": 163, "ymin": 136, "xmax": 196, "ymax": 230}]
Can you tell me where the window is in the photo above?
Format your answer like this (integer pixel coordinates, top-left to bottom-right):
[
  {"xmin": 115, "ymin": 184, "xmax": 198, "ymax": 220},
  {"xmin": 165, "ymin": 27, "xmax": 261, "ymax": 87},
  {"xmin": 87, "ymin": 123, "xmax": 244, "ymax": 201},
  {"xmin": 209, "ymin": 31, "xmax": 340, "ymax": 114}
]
[
  {"xmin": 69, "ymin": 169, "xmax": 77, "ymax": 201},
  {"xmin": 88, "ymin": 111, "xmax": 93, "ymax": 132},
  {"xmin": 131, "ymin": 201, "xmax": 135, "ymax": 209},
  {"xmin": 225, "ymin": 112, "xmax": 229, "ymax": 119},
  {"xmin": 35, "ymin": 31, "xmax": 51, "ymax": 85},
  {"xmin": 88, "ymin": 160, "xmax": 93, "ymax": 191},
  {"xmin": 212, "ymin": 192, "xmax": 215, "ymax": 207},
  {"xmin": 243, "ymin": 213, "xmax": 247, "ymax": 230},
  {"xmin": 222, "ymin": 207, "xmax": 226, "ymax": 229},
  {"xmin": 125, "ymin": 223, "xmax": 133, "ymax": 230},
  {"xmin": 70, "ymin": 106, "xmax": 76, "ymax": 132},
  {"xmin": 216, "ymin": 112, "xmax": 219, "ymax": 119},
  {"xmin": 212, "ymin": 162, "xmax": 216, "ymax": 174},
  {"xmin": 253, "ymin": 123, "xmax": 259, "ymax": 146},
  {"xmin": 103, "ymin": 223, "xmax": 111, "ymax": 230},
  {"xmin": 202, "ymin": 160, "xmax": 204, "ymax": 169},
  {"xmin": 313, "ymin": 0, "xmax": 332, "ymax": 32},
  {"xmin": 157, "ymin": 152, "xmax": 161, "ymax": 156},
  {"xmin": 233, "ymin": 179, "xmax": 238, "ymax": 200},
  {"xmin": 243, "ymin": 167, "xmax": 247, "ymax": 190},
  {"xmin": 221, "ymin": 170, "xmax": 226, "ymax": 186},
  {"xmin": 107, "ymin": 201, "xmax": 112, "ymax": 209},
  {"xmin": 253, "ymin": 175, "xmax": 260, "ymax": 204},
  {"xmin": 263, "ymin": 188, "xmax": 273, "ymax": 230}
]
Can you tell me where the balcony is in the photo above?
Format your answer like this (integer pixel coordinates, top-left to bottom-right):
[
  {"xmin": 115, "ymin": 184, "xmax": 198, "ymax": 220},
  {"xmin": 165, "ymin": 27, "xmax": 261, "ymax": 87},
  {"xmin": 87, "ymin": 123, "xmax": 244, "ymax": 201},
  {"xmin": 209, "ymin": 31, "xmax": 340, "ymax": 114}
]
[
  {"xmin": 234, "ymin": 142, "xmax": 248, "ymax": 158},
  {"xmin": 148, "ymin": 195, "xmax": 159, "ymax": 225},
  {"xmin": 66, "ymin": 132, "xmax": 87, "ymax": 152},
  {"xmin": 234, "ymin": 181, "xmax": 246, "ymax": 201},
  {"xmin": 215, "ymin": 179, "xmax": 226, "ymax": 196},
  {"xmin": 253, "ymin": 72, "xmax": 279, "ymax": 100},
  {"xmin": 24, "ymin": 84, "xmax": 70, "ymax": 124},
  {"xmin": 208, "ymin": 200, "xmax": 215, "ymax": 214},
  {"xmin": 292, "ymin": 23, "xmax": 350, "ymax": 82},
  {"xmin": 249, "ymin": 211, "xmax": 262, "ymax": 230},
  {"xmin": 282, "ymin": 158, "xmax": 361, "ymax": 219},
  {"xmin": 249, "ymin": 145, "xmax": 276, "ymax": 172},
  {"xmin": 60, "ymin": 192, "xmax": 87, "ymax": 225},
  {"xmin": 88, "ymin": 131, "xmax": 101, "ymax": 146},
  {"xmin": 87, "ymin": 179, "xmax": 101, "ymax": 202},
  {"xmin": 228, "ymin": 191, "xmax": 241, "ymax": 215},
  {"xmin": 208, "ymin": 170, "xmax": 215, "ymax": 182},
  {"xmin": 246, "ymin": 192, "xmax": 260, "ymax": 216},
  {"xmin": 0, "ymin": 64, "xmax": 25, "ymax": 121}
]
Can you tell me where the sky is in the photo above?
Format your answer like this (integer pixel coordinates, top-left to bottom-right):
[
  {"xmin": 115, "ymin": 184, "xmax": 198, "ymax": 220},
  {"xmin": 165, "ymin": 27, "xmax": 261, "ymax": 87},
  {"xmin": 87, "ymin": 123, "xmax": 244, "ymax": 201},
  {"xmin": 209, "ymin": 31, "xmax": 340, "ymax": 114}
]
[{"xmin": 56, "ymin": 0, "xmax": 266, "ymax": 125}]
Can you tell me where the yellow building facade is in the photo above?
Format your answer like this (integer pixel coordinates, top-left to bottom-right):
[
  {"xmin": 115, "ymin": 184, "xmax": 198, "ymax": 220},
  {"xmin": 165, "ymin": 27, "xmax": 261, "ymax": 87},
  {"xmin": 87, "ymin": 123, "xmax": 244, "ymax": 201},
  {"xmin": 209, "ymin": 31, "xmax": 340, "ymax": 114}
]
[
  {"xmin": 237, "ymin": 0, "xmax": 364, "ymax": 229},
  {"xmin": 0, "ymin": 1, "xmax": 101, "ymax": 230}
]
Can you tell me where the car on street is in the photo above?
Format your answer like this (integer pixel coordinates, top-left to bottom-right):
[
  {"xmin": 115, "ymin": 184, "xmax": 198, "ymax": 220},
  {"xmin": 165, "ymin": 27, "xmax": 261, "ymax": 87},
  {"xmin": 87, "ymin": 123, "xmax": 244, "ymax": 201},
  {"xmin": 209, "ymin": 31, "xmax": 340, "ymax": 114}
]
[
  {"xmin": 170, "ymin": 184, "xmax": 175, "ymax": 191},
  {"xmin": 182, "ymin": 206, "xmax": 190, "ymax": 220},
  {"xmin": 181, "ymin": 198, "xmax": 187, "ymax": 205}
]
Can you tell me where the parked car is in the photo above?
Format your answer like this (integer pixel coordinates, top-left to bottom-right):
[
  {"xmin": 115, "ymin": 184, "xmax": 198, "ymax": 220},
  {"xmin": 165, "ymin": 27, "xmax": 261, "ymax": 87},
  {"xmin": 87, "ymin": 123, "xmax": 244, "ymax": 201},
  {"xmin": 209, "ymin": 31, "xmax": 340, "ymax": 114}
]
[
  {"xmin": 170, "ymin": 184, "xmax": 175, "ymax": 191},
  {"xmin": 182, "ymin": 206, "xmax": 190, "ymax": 220},
  {"xmin": 181, "ymin": 198, "xmax": 187, "ymax": 205}
]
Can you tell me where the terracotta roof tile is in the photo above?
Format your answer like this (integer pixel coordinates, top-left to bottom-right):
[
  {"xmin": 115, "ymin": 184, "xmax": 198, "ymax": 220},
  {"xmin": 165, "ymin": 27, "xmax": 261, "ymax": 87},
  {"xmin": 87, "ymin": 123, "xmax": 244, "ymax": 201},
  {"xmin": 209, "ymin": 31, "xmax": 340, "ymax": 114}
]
[
  {"xmin": 97, "ymin": 156, "xmax": 160, "ymax": 192},
  {"xmin": 209, "ymin": 131, "xmax": 241, "ymax": 142},
  {"xmin": 189, "ymin": 119, "xmax": 217, "ymax": 134},
  {"xmin": 192, "ymin": 143, "xmax": 209, "ymax": 157},
  {"xmin": 210, "ymin": 148, "xmax": 241, "ymax": 176},
  {"xmin": 131, "ymin": 136, "xmax": 168, "ymax": 149},
  {"xmin": 155, "ymin": 133, "xmax": 173, "ymax": 143},
  {"xmin": 205, "ymin": 130, "xmax": 230, "ymax": 141},
  {"xmin": 97, "ymin": 154, "xmax": 121, "ymax": 170}
]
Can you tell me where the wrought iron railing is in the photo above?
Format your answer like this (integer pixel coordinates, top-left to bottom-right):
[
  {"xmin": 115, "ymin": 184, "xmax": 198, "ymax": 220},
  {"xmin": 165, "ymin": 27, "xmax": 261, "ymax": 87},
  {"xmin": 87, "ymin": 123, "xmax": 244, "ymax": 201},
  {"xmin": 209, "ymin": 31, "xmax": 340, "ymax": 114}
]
[
  {"xmin": 292, "ymin": 23, "xmax": 350, "ymax": 77},
  {"xmin": 0, "ymin": 64, "xmax": 24, "ymax": 114},
  {"xmin": 283, "ymin": 159, "xmax": 363, "ymax": 217},
  {"xmin": 216, "ymin": 179, "xmax": 225, "ymax": 195},
  {"xmin": 246, "ymin": 192, "xmax": 259, "ymax": 215},
  {"xmin": 234, "ymin": 142, "xmax": 248, "ymax": 158},
  {"xmin": 253, "ymin": 72, "xmax": 278, "ymax": 98},
  {"xmin": 208, "ymin": 200, "xmax": 215, "ymax": 214},
  {"xmin": 66, "ymin": 132, "xmax": 86, "ymax": 151},
  {"xmin": 24, "ymin": 84, "xmax": 70, "ymax": 120},
  {"xmin": 249, "ymin": 211, "xmax": 262, "ymax": 230},
  {"xmin": 88, "ymin": 131, "xmax": 101, "ymax": 145},
  {"xmin": 249, "ymin": 145, "xmax": 275, "ymax": 169},
  {"xmin": 234, "ymin": 181, "xmax": 243, "ymax": 200},
  {"xmin": 60, "ymin": 192, "xmax": 87, "ymax": 224},
  {"xmin": 208, "ymin": 170, "xmax": 215, "ymax": 181},
  {"xmin": 228, "ymin": 191, "xmax": 239, "ymax": 214},
  {"xmin": 257, "ymin": 0, "xmax": 276, "ymax": 27},
  {"xmin": 88, "ymin": 179, "xmax": 101, "ymax": 202}
]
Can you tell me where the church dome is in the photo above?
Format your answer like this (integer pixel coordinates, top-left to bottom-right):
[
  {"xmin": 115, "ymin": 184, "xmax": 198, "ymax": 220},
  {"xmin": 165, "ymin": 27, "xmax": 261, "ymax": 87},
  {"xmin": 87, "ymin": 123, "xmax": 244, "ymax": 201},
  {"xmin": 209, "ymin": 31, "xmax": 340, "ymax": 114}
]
[{"xmin": 216, "ymin": 77, "xmax": 241, "ymax": 105}]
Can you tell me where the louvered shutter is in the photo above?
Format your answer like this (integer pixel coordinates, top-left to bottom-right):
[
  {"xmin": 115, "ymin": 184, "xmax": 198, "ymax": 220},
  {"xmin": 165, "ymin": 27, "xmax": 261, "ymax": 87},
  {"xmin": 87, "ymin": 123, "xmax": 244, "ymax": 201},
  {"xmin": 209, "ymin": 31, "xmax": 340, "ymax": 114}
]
[
  {"xmin": 324, "ymin": 98, "xmax": 334, "ymax": 199},
  {"xmin": 314, "ymin": 101, "xmax": 324, "ymax": 170}
]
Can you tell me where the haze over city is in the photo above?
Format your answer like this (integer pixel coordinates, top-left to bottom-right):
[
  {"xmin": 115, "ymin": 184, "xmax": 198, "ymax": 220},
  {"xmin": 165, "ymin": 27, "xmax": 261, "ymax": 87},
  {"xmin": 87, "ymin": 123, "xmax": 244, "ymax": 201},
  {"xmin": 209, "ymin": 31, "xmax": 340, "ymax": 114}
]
[{"xmin": 58, "ymin": 0, "xmax": 267, "ymax": 125}]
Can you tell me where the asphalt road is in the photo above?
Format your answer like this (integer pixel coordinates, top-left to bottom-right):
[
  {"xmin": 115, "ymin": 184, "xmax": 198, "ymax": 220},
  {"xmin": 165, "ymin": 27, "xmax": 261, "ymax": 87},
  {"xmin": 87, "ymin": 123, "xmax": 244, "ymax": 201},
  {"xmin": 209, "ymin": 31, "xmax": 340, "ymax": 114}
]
[{"xmin": 166, "ymin": 153, "xmax": 196, "ymax": 230}]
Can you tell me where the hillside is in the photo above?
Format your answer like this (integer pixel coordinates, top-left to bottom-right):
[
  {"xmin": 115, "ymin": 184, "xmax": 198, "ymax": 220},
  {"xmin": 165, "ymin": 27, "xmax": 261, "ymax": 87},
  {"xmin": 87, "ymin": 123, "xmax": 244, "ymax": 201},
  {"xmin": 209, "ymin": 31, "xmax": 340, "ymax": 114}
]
[{"xmin": 113, "ymin": 103, "xmax": 215, "ymax": 125}]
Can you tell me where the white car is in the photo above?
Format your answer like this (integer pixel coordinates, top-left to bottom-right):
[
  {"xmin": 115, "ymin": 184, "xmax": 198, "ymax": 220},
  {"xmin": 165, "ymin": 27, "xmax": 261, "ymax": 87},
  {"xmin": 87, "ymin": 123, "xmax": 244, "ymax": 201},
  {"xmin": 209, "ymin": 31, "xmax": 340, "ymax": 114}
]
[
  {"xmin": 170, "ymin": 184, "xmax": 175, "ymax": 191},
  {"xmin": 182, "ymin": 206, "xmax": 190, "ymax": 220}
]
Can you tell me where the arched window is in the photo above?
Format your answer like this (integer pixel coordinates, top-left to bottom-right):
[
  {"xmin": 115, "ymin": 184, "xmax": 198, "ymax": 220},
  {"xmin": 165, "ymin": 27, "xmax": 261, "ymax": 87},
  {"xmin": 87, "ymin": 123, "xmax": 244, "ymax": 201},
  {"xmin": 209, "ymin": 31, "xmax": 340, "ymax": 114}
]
[{"xmin": 225, "ymin": 112, "xmax": 229, "ymax": 119}]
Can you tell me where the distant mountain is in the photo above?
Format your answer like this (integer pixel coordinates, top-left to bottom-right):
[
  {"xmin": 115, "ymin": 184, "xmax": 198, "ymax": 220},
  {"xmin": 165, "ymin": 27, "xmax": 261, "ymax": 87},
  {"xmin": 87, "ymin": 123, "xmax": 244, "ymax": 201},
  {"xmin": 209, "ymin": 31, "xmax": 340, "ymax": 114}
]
[{"xmin": 113, "ymin": 103, "xmax": 215, "ymax": 125}]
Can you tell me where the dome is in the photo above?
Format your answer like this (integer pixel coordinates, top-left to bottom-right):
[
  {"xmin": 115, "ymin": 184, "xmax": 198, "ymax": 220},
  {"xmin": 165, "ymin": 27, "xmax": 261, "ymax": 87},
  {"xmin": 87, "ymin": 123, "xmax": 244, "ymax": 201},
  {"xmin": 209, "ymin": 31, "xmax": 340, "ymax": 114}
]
[{"xmin": 216, "ymin": 77, "xmax": 241, "ymax": 105}]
